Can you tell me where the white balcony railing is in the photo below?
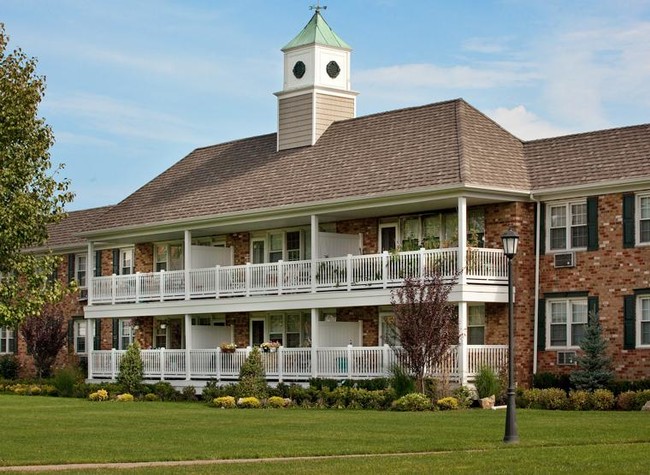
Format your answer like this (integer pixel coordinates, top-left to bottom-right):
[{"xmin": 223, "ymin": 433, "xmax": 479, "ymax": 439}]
[
  {"xmin": 90, "ymin": 248, "xmax": 508, "ymax": 305},
  {"xmin": 89, "ymin": 345, "xmax": 508, "ymax": 382}
]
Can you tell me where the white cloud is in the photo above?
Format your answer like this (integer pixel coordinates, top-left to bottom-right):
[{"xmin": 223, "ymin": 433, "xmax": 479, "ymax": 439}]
[{"xmin": 488, "ymin": 105, "xmax": 570, "ymax": 140}]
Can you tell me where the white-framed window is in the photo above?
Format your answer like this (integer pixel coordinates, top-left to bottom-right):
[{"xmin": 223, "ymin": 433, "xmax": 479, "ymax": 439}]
[
  {"xmin": 547, "ymin": 298, "xmax": 588, "ymax": 348},
  {"xmin": 0, "ymin": 327, "xmax": 15, "ymax": 354},
  {"xmin": 119, "ymin": 319, "xmax": 134, "ymax": 349},
  {"xmin": 120, "ymin": 248, "xmax": 134, "ymax": 275},
  {"xmin": 251, "ymin": 230, "xmax": 306, "ymax": 263},
  {"xmin": 468, "ymin": 305, "xmax": 485, "ymax": 345},
  {"xmin": 379, "ymin": 222, "xmax": 398, "ymax": 252},
  {"xmin": 253, "ymin": 313, "xmax": 310, "ymax": 348},
  {"xmin": 638, "ymin": 194, "xmax": 650, "ymax": 245},
  {"xmin": 154, "ymin": 243, "xmax": 183, "ymax": 272},
  {"xmin": 638, "ymin": 295, "xmax": 650, "ymax": 347},
  {"xmin": 75, "ymin": 254, "xmax": 87, "ymax": 288},
  {"xmin": 251, "ymin": 238, "xmax": 265, "ymax": 264},
  {"xmin": 72, "ymin": 319, "xmax": 91, "ymax": 354},
  {"xmin": 379, "ymin": 311, "xmax": 400, "ymax": 346},
  {"xmin": 547, "ymin": 201, "xmax": 588, "ymax": 251}
]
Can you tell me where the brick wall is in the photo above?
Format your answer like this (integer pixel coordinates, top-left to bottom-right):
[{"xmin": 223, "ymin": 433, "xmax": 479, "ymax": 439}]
[
  {"xmin": 336, "ymin": 218, "xmax": 379, "ymax": 254},
  {"xmin": 335, "ymin": 307, "xmax": 379, "ymax": 346},
  {"xmin": 135, "ymin": 244, "xmax": 153, "ymax": 273},
  {"xmin": 228, "ymin": 233, "xmax": 250, "ymax": 265}
]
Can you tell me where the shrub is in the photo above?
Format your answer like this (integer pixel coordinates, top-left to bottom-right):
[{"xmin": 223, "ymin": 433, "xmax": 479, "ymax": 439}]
[
  {"xmin": 532, "ymin": 372, "xmax": 571, "ymax": 391},
  {"xmin": 474, "ymin": 366, "xmax": 502, "ymax": 399},
  {"xmin": 288, "ymin": 384, "xmax": 315, "ymax": 406},
  {"xmin": 568, "ymin": 390, "xmax": 592, "ymax": 410},
  {"xmin": 88, "ymin": 389, "xmax": 109, "ymax": 401},
  {"xmin": 390, "ymin": 364, "xmax": 415, "ymax": 398},
  {"xmin": 182, "ymin": 385, "xmax": 197, "ymax": 401},
  {"xmin": 237, "ymin": 396, "xmax": 261, "ymax": 408},
  {"xmin": 519, "ymin": 388, "xmax": 567, "ymax": 410},
  {"xmin": 13, "ymin": 385, "xmax": 27, "ymax": 395},
  {"xmin": 436, "ymin": 396, "xmax": 459, "ymax": 410},
  {"xmin": 591, "ymin": 389, "xmax": 615, "ymax": 410},
  {"xmin": 116, "ymin": 393, "xmax": 134, "ymax": 402},
  {"xmin": 212, "ymin": 396, "xmax": 236, "ymax": 408},
  {"xmin": 392, "ymin": 393, "xmax": 432, "ymax": 411},
  {"xmin": 451, "ymin": 386, "xmax": 473, "ymax": 409},
  {"xmin": 0, "ymin": 355, "xmax": 19, "ymax": 380},
  {"xmin": 267, "ymin": 396, "xmax": 291, "ymax": 408},
  {"xmin": 616, "ymin": 391, "xmax": 638, "ymax": 411},
  {"xmin": 340, "ymin": 378, "xmax": 390, "ymax": 391},
  {"xmin": 309, "ymin": 378, "xmax": 339, "ymax": 391},
  {"xmin": 53, "ymin": 365, "xmax": 83, "ymax": 398},
  {"xmin": 117, "ymin": 342, "xmax": 143, "ymax": 395},
  {"xmin": 152, "ymin": 382, "xmax": 178, "ymax": 401},
  {"xmin": 29, "ymin": 385, "xmax": 41, "ymax": 395},
  {"xmin": 144, "ymin": 393, "xmax": 160, "ymax": 402},
  {"xmin": 636, "ymin": 390, "xmax": 650, "ymax": 409},
  {"xmin": 237, "ymin": 348, "xmax": 268, "ymax": 399}
]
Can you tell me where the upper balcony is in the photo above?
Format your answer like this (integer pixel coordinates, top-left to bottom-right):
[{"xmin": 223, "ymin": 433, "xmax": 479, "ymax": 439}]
[{"xmin": 89, "ymin": 247, "xmax": 507, "ymax": 305}]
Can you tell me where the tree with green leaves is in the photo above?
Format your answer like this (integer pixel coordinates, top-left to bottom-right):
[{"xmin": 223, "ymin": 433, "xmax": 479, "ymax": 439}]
[
  {"xmin": 570, "ymin": 312, "xmax": 613, "ymax": 391},
  {"xmin": 0, "ymin": 24, "xmax": 74, "ymax": 327},
  {"xmin": 117, "ymin": 341, "xmax": 144, "ymax": 395},
  {"xmin": 389, "ymin": 271, "xmax": 458, "ymax": 393}
]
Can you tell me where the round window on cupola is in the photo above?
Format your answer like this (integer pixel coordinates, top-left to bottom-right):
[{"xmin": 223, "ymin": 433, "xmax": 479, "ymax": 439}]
[
  {"xmin": 326, "ymin": 60, "xmax": 340, "ymax": 79},
  {"xmin": 293, "ymin": 60, "xmax": 306, "ymax": 79}
]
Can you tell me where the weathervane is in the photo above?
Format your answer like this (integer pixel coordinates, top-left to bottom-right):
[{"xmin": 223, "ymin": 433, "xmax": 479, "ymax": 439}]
[{"xmin": 309, "ymin": 2, "xmax": 327, "ymax": 13}]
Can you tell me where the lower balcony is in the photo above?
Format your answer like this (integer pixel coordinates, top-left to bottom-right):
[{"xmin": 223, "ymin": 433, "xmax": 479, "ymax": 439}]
[
  {"xmin": 89, "ymin": 344, "xmax": 508, "ymax": 384},
  {"xmin": 89, "ymin": 248, "xmax": 507, "ymax": 305}
]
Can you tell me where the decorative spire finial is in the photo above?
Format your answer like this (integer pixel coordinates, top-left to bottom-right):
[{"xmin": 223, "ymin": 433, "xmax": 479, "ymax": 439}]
[{"xmin": 309, "ymin": 2, "xmax": 327, "ymax": 13}]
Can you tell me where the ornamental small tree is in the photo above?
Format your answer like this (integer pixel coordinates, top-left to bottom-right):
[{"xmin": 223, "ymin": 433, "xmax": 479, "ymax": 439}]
[
  {"xmin": 237, "ymin": 347, "xmax": 268, "ymax": 399},
  {"xmin": 389, "ymin": 271, "xmax": 458, "ymax": 393},
  {"xmin": 570, "ymin": 312, "xmax": 613, "ymax": 391},
  {"xmin": 117, "ymin": 341, "xmax": 144, "ymax": 395},
  {"xmin": 20, "ymin": 306, "xmax": 67, "ymax": 378}
]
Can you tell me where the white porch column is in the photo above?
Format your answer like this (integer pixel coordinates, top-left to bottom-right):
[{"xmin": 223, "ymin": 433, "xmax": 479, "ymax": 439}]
[
  {"xmin": 86, "ymin": 318, "xmax": 94, "ymax": 379},
  {"xmin": 184, "ymin": 314, "xmax": 192, "ymax": 381},
  {"xmin": 86, "ymin": 241, "xmax": 94, "ymax": 304},
  {"xmin": 310, "ymin": 215, "xmax": 319, "ymax": 293},
  {"xmin": 458, "ymin": 302, "xmax": 469, "ymax": 386},
  {"xmin": 457, "ymin": 197, "xmax": 467, "ymax": 285},
  {"xmin": 184, "ymin": 230, "xmax": 192, "ymax": 300},
  {"xmin": 310, "ymin": 308, "xmax": 319, "ymax": 377}
]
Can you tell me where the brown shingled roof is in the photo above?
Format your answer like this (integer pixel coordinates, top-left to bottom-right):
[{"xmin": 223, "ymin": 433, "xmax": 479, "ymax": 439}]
[
  {"xmin": 45, "ymin": 206, "xmax": 114, "ymax": 249},
  {"xmin": 525, "ymin": 124, "xmax": 650, "ymax": 190},
  {"xmin": 93, "ymin": 99, "xmax": 527, "ymax": 233}
]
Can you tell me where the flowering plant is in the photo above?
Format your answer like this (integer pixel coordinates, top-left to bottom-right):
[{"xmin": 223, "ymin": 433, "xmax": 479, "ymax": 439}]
[
  {"xmin": 260, "ymin": 341, "xmax": 280, "ymax": 351},
  {"xmin": 220, "ymin": 342, "xmax": 237, "ymax": 352}
]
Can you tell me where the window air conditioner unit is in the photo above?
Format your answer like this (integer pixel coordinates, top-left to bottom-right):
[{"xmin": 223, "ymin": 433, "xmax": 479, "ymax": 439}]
[
  {"xmin": 554, "ymin": 252, "xmax": 575, "ymax": 268},
  {"xmin": 557, "ymin": 351, "xmax": 577, "ymax": 365}
]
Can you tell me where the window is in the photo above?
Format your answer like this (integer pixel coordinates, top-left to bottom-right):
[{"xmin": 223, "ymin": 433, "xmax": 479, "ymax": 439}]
[
  {"xmin": 639, "ymin": 195, "xmax": 650, "ymax": 245},
  {"xmin": 286, "ymin": 231, "xmax": 301, "ymax": 261},
  {"xmin": 379, "ymin": 312, "xmax": 400, "ymax": 346},
  {"xmin": 547, "ymin": 299, "xmax": 588, "ymax": 348},
  {"xmin": 252, "ymin": 239, "xmax": 265, "ymax": 264},
  {"xmin": 639, "ymin": 296, "xmax": 650, "ymax": 347},
  {"xmin": 75, "ymin": 254, "xmax": 87, "ymax": 288},
  {"xmin": 0, "ymin": 327, "xmax": 15, "ymax": 353},
  {"xmin": 379, "ymin": 223, "xmax": 398, "ymax": 252},
  {"xmin": 269, "ymin": 233, "xmax": 283, "ymax": 263},
  {"xmin": 74, "ymin": 320, "xmax": 86, "ymax": 354},
  {"xmin": 468, "ymin": 305, "xmax": 485, "ymax": 345},
  {"xmin": 119, "ymin": 319, "xmax": 134, "ymax": 349},
  {"xmin": 120, "ymin": 249, "xmax": 134, "ymax": 275},
  {"xmin": 255, "ymin": 230, "xmax": 305, "ymax": 263},
  {"xmin": 259, "ymin": 313, "xmax": 310, "ymax": 348},
  {"xmin": 548, "ymin": 201, "xmax": 587, "ymax": 251},
  {"xmin": 155, "ymin": 243, "xmax": 183, "ymax": 271}
]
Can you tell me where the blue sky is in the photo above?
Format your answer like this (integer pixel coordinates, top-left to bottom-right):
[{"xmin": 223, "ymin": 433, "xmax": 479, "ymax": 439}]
[{"xmin": 3, "ymin": 0, "xmax": 650, "ymax": 210}]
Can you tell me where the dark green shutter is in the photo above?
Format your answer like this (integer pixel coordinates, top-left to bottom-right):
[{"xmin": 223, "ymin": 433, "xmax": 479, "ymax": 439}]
[
  {"xmin": 587, "ymin": 196, "xmax": 599, "ymax": 251},
  {"xmin": 67, "ymin": 254, "xmax": 75, "ymax": 283},
  {"xmin": 67, "ymin": 320, "xmax": 74, "ymax": 349},
  {"xmin": 623, "ymin": 194, "xmax": 636, "ymax": 249},
  {"xmin": 588, "ymin": 296, "xmax": 599, "ymax": 320},
  {"xmin": 94, "ymin": 319, "xmax": 102, "ymax": 350},
  {"xmin": 112, "ymin": 249, "xmax": 120, "ymax": 275},
  {"xmin": 623, "ymin": 295, "xmax": 636, "ymax": 349},
  {"xmin": 9, "ymin": 327, "xmax": 17, "ymax": 353},
  {"xmin": 94, "ymin": 250, "xmax": 102, "ymax": 277},
  {"xmin": 112, "ymin": 319, "xmax": 120, "ymax": 349},
  {"xmin": 537, "ymin": 299, "xmax": 546, "ymax": 351},
  {"xmin": 538, "ymin": 203, "xmax": 546, "ymax": 255}
]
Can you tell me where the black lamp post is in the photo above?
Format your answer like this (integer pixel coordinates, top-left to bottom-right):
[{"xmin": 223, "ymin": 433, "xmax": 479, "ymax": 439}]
[{"xmin": 501, "ymin": 228, "xmax": 519, "ymax": 444}]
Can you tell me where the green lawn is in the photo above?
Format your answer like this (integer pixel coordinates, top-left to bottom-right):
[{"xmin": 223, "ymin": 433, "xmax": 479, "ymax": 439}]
[{"xmin": 1, "ymin": 394, "xmax": 649, "ymax": 473}]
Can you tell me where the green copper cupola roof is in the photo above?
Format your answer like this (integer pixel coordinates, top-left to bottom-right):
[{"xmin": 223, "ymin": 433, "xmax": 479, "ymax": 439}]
[{"xmin": 282, "ymin": 11, "xmax": 351, "ymax": 51}]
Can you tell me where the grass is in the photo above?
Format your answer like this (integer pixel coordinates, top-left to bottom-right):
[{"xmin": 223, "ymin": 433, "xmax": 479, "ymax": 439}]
[{"xmin": 1, "ymin": 394, "xmax": 649, "ymax": 473}]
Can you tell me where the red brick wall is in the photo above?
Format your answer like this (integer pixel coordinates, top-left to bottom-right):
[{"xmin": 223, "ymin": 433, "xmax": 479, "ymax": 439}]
[
  {"xmin": 538, "ymin": 192, "xmax": 650, "ymax": 380},
  {"xmin": 228, "ymin": 233, "xmax": 250, "ymax": 265},
  {"xmin": 135, "ymin": 244, "xmax": 153, "ymax": 273},
  {"xmin": 335, "ymin": 307, "xmax": 379, "ymax": 346},
  {"xmin": 336, "ymin": 218, "xmax": 379, "ymax": 254}
]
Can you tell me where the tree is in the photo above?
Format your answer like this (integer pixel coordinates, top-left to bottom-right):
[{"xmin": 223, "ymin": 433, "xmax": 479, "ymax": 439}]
[
  {"xmin": 570, "ymin": 312, "xmax": 613, "ymax": 391},
  {"xmin": 237, "ymin": 347, "xmax": 268, "ymax": 398},
  {"xmin": 389, "ymin": 272, "xmax": 458, "ymax": 393},
  {"xmin": 20, "ymin": 306, "xmax": 67, "ymax": 378},
  {"xmin": 0, "ymin": 24, "xmax": 74, "ymax": 328},
  {"xmin": 117, "ymin": 341, "xmax": 144, "ymax": 395}
]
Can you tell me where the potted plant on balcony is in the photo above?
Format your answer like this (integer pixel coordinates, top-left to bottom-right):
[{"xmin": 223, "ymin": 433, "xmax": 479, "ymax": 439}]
[
  {"xmin": 220, "ymin": 342, "xmax": 237, "ymax": 354},
  {"xmin": 260, "ymin": 341, "xmax": 280, "ymax": 353}
]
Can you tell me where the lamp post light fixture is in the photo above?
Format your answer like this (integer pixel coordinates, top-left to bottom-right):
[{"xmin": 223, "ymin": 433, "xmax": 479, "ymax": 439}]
[{"xmin": 501, "ymin": 228, "xmax": 519, "ymax": 444}]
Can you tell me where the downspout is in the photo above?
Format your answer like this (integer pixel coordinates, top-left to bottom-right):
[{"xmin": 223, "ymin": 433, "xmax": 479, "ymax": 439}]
[{"xmin": 532, "ymin": 198, "xmax": 541, "ymax": 375}]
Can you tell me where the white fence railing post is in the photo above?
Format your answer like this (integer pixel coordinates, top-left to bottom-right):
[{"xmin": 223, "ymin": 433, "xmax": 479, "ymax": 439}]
[
  {"xmin": 346, "ymin": 254, "xmax": 353, "ymax": 291},
  {"xmin": 278, "ymin": 346, "xmax": 284, "ymax": 383},
  {"xmin": 216, "ymin": 348, "xmax": 222, "ymax": 381},
  {"xmin": 159, "ymin": 270, "xmax": 165, "ymax": 301},
  {"xmin": 215, "ymin": 266, "xmax": 220, "ymax": 299},
  {"xmin": 111, "ymin": 348, "xmax": 117, "ymax": 380},
  {"xmin": 160, "ymin": 348, "xmax": 165, "ymax": 381}
]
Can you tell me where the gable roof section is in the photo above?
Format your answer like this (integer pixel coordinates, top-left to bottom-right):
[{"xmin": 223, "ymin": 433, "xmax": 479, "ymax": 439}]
[{"xmin": 525, "ymin": 124, "xmax": 650, "ymax": 191}]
